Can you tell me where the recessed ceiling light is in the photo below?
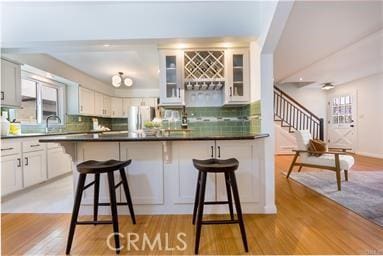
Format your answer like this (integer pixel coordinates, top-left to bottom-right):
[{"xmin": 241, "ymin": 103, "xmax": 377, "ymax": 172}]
[
  {"xmin": 103, "ymin": 44, "xmax": 111, "ymax": 47},
  {"xmin": 299, "ymin": 77, "xmax": 303, "ymax": 81}
]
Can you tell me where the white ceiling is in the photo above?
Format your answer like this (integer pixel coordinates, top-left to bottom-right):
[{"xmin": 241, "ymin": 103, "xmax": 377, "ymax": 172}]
[
  {"xmin": 275, "ymin": 0, "xmax": 383, "ymax": 84},
  {"xmin": 50, "ymin": 45, "xmax": 160, "ymax": 89}
]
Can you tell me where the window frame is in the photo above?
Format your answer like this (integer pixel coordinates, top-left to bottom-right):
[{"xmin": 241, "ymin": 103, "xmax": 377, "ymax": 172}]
[{"xmin": 17, "ymin": 71, "xmax": 66, "ymax": 127}]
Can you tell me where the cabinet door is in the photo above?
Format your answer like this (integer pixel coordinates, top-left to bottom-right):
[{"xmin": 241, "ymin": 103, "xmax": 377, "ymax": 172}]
[
  {"xmin": 141, "ymin": 98, "xmax": 157, "ymax": 107},
  {"xmin": 94, "ymin": 91, "xmax": 104, "ymax": 116},
  {"xmin": 1, "ymin": 59, "xmax": 21, "ymax": 107},
  {"xmin": 159, "ymin": 51, "xmax": 184, "ymax": 105},
  {"xmin": 225, "ymin": 49, "xmax": 249, "ymax": 104},
  {"xmin": 23, "ymin": 150, "xmax": 47, "ymax": 187},
  {"xmin": 76, "ymin": 142, "xmax": 120, "ymax": 204},
  {"xmin": 173, "ymin": 141, "xmax": 216, "ymax": 203},
  {"xmin": 129, "ymin": 98, "xmax": 143, "ymax": 106},
  {"xmin": 111, "ymin": 97, "xmax": 123, "ymax": 117},
  {"xmin": 103, "ymin": 95, "xmax": 111, "ymax": 117},
  {"xmin": 79, "ymin": 87, "xmax": 95, "ymax": 115},
  {"xmin": 1, "ymin": 154, "xmax": 23, "ymax": 196},
  {"xmin": 120, "ymin": 142, "xmax": 164, "ymax": 204},
  {"xmin": 215, "ymin": 141, "xmax": 260, "ymax": 203},
  {"xmin": 47, "ymin": 147, "xmax": 72, "ymax": 179},
  {"xmin": 122, "ymin": 98, "xmax": 131, "ymax": 116}
]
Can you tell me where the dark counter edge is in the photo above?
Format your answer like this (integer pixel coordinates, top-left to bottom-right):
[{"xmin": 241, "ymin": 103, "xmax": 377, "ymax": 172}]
[{"xmin": 38, "ymin": 134, "xmax": 269, "ymax": 142}]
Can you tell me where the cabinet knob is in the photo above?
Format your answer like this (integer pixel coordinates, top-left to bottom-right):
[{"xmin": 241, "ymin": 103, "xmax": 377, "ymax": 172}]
[
  {"xmin": 17, "ymin": 158, "xmax": 21, "ymax": 167},
  {"xmin": 229, "ymin": 87, "xmax": 232, "ymax": 97},
  {"xmin": 211, "ymin": 146, "xmax": 214, "ymax": 158},
  {"xmin": 1, "ymin": 91, "xmax": 4, "ymax": 100},
  {"xmin": 25, "ymin": 157, "xmax": 29, "ymax": 166}
]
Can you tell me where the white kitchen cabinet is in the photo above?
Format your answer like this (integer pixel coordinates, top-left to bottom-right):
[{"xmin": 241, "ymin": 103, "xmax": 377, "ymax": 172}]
[
  {"xmin": 111, "ymin": 97, "xmax": 123, "ymax": 117},
  {"xmin": 94, "ymin": 91, "xmax": 104, "ymax": 116},
  {"xmin": 122, "ymin": 98, "xmax": 131, "ymax": 116},
  {"xmin": 224, "ymin": 49, "xmax": 250, "ymax": 104},
  {"xmin": 159, "ymin": 50, "xmax": 184, "ymax": 105},
  {"xmin": 1, "ymin": 154, "xmax": 23, "ymax": 196},
  {"xmin": 103, "ymin": 95, "xmax": 111, "ymax": 117},
  {"xmin": 141, "ymin": 97, "xmax": 157, "ymax": 107},
  {"xmin": 215, "ymin": 141, "xmax": 260, "ymax": 203},
  {"xmin": 1, "ymin": 58, "xmax": 21, "ymax": 108},
  {"xmin": 172, "ymin": 141, "xmax": 216, "ymax": 203},
  {"xmin": 120, "ymin": 142, "xmax": 164, "ymax": 204},
  {"xmin": 23, "ymin": 150, "xmax": 47, "ymax": 187},
  {"xmin": 79, "ymin": 87, "xmax": 95, "ymax": 115},
  {"xmin": 47, "ymin": 147, "xmax": 72, "ymax": 179}
]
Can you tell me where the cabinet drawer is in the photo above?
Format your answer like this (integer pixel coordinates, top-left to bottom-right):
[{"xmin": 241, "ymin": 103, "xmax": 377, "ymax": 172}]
[
  {"xmin": 23, "ymin": 140, "xmax": 45, "ymax": 153},
  {"xmin": 1, "ymin": 141, "xmax": 21, "ymax": 156}
]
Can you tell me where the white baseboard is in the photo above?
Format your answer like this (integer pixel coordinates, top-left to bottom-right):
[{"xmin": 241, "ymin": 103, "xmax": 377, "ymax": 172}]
[{"xmin": 356, "ymin": 151, "xmax": 383, "ymax": 159}]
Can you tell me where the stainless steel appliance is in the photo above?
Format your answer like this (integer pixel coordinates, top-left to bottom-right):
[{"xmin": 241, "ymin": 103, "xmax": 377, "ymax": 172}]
[{"xmin": 128, "ymin": 106, "xmax": 155, "ymax": 132}]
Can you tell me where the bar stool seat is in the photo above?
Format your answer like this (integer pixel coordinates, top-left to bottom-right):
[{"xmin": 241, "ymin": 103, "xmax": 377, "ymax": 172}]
[
  {"xmin": 77, "ymin": 159, "xmax": 132, "ymax": 173},
  {"xmin": 66, "ymin": 159, "xmax": 136, "ymax": 255},
  {"xmin": 192, "ymin": 158, "xmax": 239, "ymax": 172},
  {"xmin": 192, "ymin": 158, "xmax": 248, "ymax": 254}
]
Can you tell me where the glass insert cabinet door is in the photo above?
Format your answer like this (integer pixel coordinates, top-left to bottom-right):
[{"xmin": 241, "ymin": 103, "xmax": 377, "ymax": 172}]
[
  {"xmin": 226, "ymin": 49, "xmax": 249, "ymax": 103},
  {"xmin": 159, "ymin": 51, "xmax": 184, "ymax": 105}
]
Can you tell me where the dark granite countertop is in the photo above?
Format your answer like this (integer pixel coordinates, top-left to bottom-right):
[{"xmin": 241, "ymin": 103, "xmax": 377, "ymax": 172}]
[{"xmin": 38, "ymin": 131, "xmax": 269, "ymax": 142}]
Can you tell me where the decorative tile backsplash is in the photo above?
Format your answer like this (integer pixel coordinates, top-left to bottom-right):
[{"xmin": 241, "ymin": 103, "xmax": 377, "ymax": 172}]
[{"xmin": 2, "ymin": 100, "xmax": 261, "ymax": 134}]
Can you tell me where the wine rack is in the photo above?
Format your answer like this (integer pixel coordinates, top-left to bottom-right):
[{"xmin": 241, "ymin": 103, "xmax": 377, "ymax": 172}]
[{"xmin": 184, "ymin": 50, "xmax": 225, "ymax": 82}]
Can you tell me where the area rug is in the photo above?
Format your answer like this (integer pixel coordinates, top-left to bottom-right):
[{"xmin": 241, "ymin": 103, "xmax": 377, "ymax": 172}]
[{"xmin": 287, "ymin": 171, "xmax": 383, "ymax": 227}]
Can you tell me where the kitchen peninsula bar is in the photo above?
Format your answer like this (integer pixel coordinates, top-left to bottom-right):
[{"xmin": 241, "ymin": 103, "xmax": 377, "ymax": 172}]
[{"xmin": 39, "ymin": 131, "xmax": 272, "ymax": 215}]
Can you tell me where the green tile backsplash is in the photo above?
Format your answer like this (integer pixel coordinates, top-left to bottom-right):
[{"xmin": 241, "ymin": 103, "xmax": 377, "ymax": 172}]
[{"xmin": 2, "ymin": 100, "xmax": 261, "ymax": 134}]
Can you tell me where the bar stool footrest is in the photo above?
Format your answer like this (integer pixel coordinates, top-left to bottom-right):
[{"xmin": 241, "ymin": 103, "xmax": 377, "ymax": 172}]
[
  {"xmin": 76, "ymin": 220, "xmax": 113, "ymax": 225},
  {"xmin": 204, "ymin": 201, "xmax": 229, "ymax": 205},
  {"xmin": 201, "ymin": 220, "xmax": 239, "ymax": 225},
  {"xmin": 98, "ymin": 202, "xmax": 130, "ymax": 206}
]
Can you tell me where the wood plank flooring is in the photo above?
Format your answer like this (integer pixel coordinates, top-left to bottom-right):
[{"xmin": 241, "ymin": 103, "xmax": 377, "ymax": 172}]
[{"xmin": 2, "ymin": 155, "xmax": 383, "ymax": 255}]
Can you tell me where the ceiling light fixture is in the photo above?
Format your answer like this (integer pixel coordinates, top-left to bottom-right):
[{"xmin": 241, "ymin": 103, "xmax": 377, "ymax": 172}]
[
  {"xmin": 321, "ymin": 82, "xmax": 335, "ymax": 90},
  {"xmin": 299, "ymin": 77, "xmax": 303, "ymax": 81},
  {"xmin": 112, "ymin": 72, "xmax": 133, "ymax": 87},
  {"xmin": 103, "ymin": 44, "xmax": 111, "ymax": 47}
]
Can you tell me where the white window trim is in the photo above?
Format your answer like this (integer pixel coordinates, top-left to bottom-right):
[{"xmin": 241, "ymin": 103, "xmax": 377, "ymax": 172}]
[{"xmin": 19, "ymin": 71, "xmax": 66, "ymax": 127}]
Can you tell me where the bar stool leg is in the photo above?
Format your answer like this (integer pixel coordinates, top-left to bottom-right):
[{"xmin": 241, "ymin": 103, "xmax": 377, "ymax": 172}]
[
  {"xmin": 107, "ymin": 172, "xmax": 121, "ymax": 254},
  {"xmin": 119, "ymin": 168, "xmax": 136, "ymax": 224},
  {"xmin": 224, "ymin": 172, "xmax": 234, "ymax": 220},
  {"xmin": 192, "ymin": 171, "xmax": 201, "ymax": 225},
  {"xmin": 195, "ymin": 172, "xmax": 207, "ymax": 255},
  {"xmin": 229, "ymin": 172, "xmax": 249, "ymax": 252},
  {"xmin": 93, "ymin": 173, "xmax": 100, "ymax": 224},
  {"xmin": 66, "ymin": 173, "xmax": 86, "ymax": 255}
]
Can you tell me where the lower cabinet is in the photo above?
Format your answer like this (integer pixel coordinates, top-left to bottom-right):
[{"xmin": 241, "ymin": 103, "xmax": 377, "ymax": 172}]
[
  {"xmin": 120, "ymin": 142, "xmax": 164, "ymax": 204},
  {"xmin": 173, "ymin": 141, "xmax": 216, "ymax": 203},
  {"xmin": 216, "ymin": 141, "xmax": 260, "ymax": 203},
  {"xmin": 1, "ymin": 154, "xmax": 23, "ymax": 196},
  {"xmin": 47, "ymin": 147, "xmax": 72, "ymax": 179},
  {"xmin": 23, "ymin": 150, "xmax": 47, "ymax": 187}
]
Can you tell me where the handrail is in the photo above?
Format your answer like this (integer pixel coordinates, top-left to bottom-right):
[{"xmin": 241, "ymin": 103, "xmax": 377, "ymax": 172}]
[{"xmin": 274, "ymin": 86, "xmax": 321, "ymax": 121}]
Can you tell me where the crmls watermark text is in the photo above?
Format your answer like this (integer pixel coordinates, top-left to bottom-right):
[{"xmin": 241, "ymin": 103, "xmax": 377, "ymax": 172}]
[{"xmin": 106, "ymin": 232, "xmax": 187, "ymax": 252}]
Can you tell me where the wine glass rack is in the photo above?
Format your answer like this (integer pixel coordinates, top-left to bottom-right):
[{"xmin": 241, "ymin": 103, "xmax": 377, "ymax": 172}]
[{"xmin": 184, "ymin": 50, "xmax": 225, "ymax": 82}]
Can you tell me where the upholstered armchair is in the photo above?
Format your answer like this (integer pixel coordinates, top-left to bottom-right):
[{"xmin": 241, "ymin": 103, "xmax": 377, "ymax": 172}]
[{"xmin": 286, "ymin": 130, "xmax": 355, "ymax": 191}]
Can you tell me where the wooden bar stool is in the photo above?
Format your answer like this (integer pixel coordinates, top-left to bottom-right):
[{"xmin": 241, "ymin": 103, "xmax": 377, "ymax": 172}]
[
  {"xmin": 66, "ymin": 159, "xmax": 136, "ymax": 255},
  {"xmin": 192, "ymin": 158, "xmax": 248, "ymax": 254}
]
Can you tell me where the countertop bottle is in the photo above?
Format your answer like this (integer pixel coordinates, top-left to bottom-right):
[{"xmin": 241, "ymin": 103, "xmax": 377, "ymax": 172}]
[{"xmin": 181, "ymin": 106, "xmax": 188, "ymax": 129}]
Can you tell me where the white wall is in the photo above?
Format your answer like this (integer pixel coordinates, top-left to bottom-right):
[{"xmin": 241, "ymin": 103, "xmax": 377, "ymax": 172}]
[
  {"xmin": 330, "ymin": 73, "xmax": 383, "ymax": 158},
  {"xmin": 3, "ymin": 53, "xmax": 114, "ymax": 96}
]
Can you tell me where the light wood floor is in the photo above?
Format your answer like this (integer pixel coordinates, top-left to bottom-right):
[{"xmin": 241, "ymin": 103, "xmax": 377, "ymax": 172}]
[{"xmin": 2, "ymin": 155, "xmax": 383, "ymax": 255}]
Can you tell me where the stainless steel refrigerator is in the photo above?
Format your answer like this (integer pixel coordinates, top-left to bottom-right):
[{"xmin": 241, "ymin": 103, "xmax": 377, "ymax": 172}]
[{"xmin": 128, "ymin": 106, "xmax": 155, "ymax": 132}]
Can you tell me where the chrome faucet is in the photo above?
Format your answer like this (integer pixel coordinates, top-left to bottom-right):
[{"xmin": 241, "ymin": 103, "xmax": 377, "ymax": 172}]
[{"xmin": 46, "ymin": 115, "xmax": 62, "ymax": 133}]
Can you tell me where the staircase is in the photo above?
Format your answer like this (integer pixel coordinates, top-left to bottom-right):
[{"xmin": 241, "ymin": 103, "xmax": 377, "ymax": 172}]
[{"xmin": 274, "ymin": 86, "xmax": 324, "ymax": 140}]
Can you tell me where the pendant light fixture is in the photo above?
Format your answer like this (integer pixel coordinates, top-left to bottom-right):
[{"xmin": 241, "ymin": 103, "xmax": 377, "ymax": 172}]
[
  {"xmin": 112, "ymin": 72, "xmax": 133, "ymax": 87},
  {"xmin": 321, "ymin": 82, "xmax": 335, "ymax": 90}
]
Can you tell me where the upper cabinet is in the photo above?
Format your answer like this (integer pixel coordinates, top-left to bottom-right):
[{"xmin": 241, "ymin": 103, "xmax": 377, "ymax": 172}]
[
  {"xmin": 159, "ymin": 50, "xmax": 184, "ymax": 106},
  {"xmin": 224, "ymin": 49, "xmax": 250, "ymax": 104},
  {"xmin": 111, "ymin": 97, "xmax": 123, "ymax": 117},
  {"xmin": 94, "ymin": 92, "xmax": 111, "ymax": 117},
  {"xmin": 78, "ymin": 87, "xmax": 95, "ymax": 115},
  {"xmin": 1, "ymin": 59, "xmax": 21, "ymax": 108}
]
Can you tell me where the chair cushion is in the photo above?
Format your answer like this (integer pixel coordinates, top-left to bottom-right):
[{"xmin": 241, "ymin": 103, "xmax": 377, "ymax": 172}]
[
  {"xmin": 308, "ymin": 139, "xmax": 328, "ymax": 156},
  {"xmin": 302, "ymin": 154, "xmax": 355, "ymax": 170}
]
